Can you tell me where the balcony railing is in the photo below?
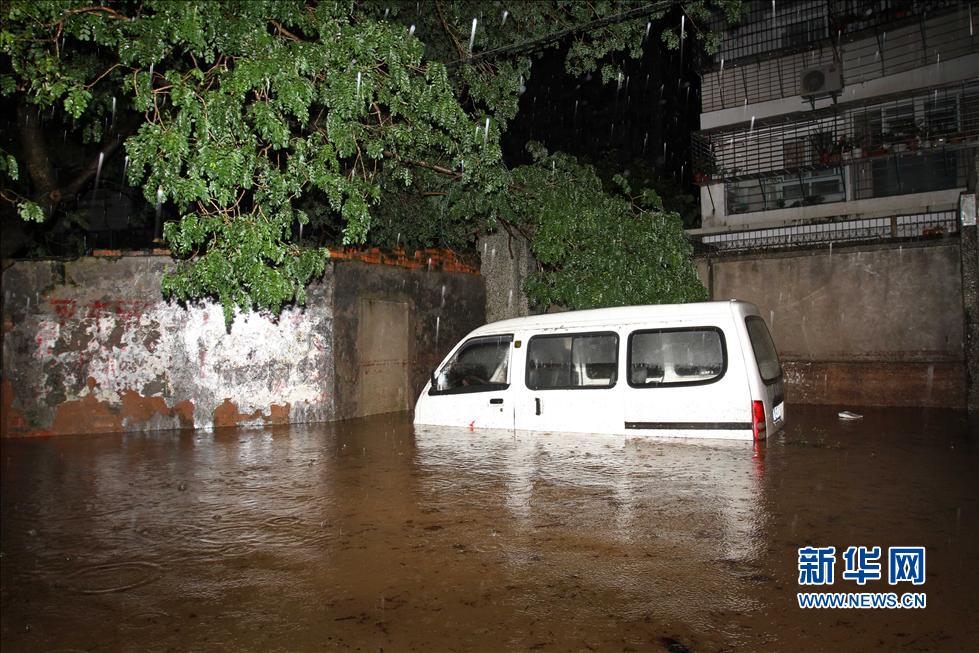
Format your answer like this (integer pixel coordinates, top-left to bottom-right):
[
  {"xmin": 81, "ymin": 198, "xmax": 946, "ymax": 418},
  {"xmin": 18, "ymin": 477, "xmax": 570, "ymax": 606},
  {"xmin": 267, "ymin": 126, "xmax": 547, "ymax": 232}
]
[
  {"xmin": 692, "ymin": 79, "xmax": 979, "ymax": 183},
  {"xmin": 692, "ymin": 210, "xmax": 958, "ymax": 253},
  {"xmin": 721, "ymin": 149, "xmax": 974, "ymax": 215}
]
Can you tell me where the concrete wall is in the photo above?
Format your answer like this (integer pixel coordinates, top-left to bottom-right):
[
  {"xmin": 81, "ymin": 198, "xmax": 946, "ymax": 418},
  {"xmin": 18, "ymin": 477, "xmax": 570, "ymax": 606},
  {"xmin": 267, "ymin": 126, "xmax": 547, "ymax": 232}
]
[
  {"xmin": 478, "ymin": 230, "xmax": 534, "ymax": 323},
  {"xmin": 697, "ymin": 239, "xmax": 966, "ymax": 408},
  {"xmin": 331, "ymin": 261, "xmax": 485, "ymax": 421},
  {"xmin": 1, "ymin": 253, "xmax": 484, "ymax": 437}
]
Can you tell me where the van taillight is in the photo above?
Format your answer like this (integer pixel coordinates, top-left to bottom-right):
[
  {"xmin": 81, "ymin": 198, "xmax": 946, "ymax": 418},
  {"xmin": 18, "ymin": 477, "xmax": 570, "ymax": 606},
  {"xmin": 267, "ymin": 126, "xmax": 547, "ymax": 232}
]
[{"xmin": 752, "ymin": 400, "xmax": 767, "ymax": 441}]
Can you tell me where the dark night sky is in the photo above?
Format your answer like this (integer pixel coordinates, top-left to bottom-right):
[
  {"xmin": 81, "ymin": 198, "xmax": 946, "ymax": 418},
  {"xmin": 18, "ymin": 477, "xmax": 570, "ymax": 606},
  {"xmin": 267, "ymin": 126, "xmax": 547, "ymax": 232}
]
[{"xmin": 502, "ymin": 10, "xmax": 702, "ymax": 192}]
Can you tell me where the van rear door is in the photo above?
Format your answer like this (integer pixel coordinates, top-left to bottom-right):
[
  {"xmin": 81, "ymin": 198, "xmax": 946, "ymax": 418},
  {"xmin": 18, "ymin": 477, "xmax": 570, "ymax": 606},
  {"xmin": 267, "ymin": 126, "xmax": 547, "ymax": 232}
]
[{"xmin": 744, "ymin": 315, "xmax": 785, "ymax": 435}]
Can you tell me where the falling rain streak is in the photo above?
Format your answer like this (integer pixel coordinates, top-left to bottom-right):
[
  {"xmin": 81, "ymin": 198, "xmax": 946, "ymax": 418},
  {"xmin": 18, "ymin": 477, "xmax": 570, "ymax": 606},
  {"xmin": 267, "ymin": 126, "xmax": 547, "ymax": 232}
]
[{"xmin": 94, "ymin": 152, "xmax": 105, "ymax": 192}]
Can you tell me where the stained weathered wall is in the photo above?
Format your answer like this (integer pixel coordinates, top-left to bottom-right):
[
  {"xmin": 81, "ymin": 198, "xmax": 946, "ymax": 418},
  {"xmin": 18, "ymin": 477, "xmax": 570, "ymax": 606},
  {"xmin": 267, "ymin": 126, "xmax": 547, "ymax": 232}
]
[
  {"xmin": 697, "ymin": 239, "xmax": 967, "ymax": 407},
  {"xmin": 2, "ymin": 255, "xmax": 336, "ymax": 437},
  {"xmin": 1, "ymin": 252, "xmax": 484, "ymax": 437}
]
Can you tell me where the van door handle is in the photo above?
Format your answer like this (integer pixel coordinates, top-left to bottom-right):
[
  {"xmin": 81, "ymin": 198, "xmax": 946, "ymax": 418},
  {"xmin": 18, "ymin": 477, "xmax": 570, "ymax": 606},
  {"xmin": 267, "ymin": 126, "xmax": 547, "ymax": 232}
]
[
  {"xmin": 490, "ymin": 398, "xmax": 503, "ymax": 405},
  {"xmin": 535, "ymin": 398, "xmax": 541, "ymax": 415}
]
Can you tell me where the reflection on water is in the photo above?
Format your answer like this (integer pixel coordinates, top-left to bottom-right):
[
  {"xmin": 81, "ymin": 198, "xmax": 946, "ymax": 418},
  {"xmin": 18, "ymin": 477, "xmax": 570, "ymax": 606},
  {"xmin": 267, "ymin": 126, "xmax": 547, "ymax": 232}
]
[{"xmin": 2, "ymin": 406, "xmax": 977, "ymax": 652}]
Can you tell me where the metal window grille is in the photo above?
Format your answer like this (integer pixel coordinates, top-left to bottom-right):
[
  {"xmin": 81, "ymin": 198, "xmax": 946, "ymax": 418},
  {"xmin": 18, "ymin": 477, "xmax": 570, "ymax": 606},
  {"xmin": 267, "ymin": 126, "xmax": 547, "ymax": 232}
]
[
  {"xmin": 721, "ymin": 148, "xmax": 974, "ymax": 214},
  {"xmin": 701, "ymin": 3, "xmax": 974, "ymax": 112},
  {"xmin": 692, "ymin": 79, "xmax": 979, "ymax": 185}
]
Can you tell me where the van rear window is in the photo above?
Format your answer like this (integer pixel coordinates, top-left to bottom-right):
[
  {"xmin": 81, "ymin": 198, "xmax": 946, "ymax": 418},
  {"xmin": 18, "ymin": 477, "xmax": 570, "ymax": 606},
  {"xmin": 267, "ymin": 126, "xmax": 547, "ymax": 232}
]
[
  {"xmin": 628, "ymin": 328, "xmax": 726, "ymax": 387},
  {"xmin": 526, "ymin": 332, "xmax": 618, "ymax": 390},
  {"xmin": 745, "ymin": 316, "xmax": 782, "ymax": 383}
]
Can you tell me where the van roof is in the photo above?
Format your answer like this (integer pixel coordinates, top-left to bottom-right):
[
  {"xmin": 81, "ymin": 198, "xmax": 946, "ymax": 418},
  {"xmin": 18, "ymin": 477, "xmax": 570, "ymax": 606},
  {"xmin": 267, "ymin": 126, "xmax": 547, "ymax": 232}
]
[{"xmin": 469, "ymin": 300, "xmax": 759, "ymax": 336}]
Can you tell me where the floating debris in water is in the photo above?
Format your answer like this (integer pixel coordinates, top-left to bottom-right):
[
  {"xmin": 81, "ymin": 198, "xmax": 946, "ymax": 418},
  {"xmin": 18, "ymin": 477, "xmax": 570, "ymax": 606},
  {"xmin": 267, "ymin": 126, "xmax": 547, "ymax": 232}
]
[{"xmin": 838, "ymin": 411, "xmax": 863, "ymax": 420}]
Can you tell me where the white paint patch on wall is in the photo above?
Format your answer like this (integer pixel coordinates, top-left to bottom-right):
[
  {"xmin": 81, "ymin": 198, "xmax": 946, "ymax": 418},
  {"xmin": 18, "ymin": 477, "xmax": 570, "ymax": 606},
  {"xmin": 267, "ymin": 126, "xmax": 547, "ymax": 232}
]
[
  {"xmin": 176, "ymin": 303, "xmax": 333, "ymax": 429},
  {"xmin": 14, "ymin": 259, "xmax": 335, "ymax": 432}
]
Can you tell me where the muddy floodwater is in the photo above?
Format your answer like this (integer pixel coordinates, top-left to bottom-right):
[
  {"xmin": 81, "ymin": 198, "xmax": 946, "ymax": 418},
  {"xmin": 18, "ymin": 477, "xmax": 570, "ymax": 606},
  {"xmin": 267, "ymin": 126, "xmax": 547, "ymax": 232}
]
[{"xmin": 2, "ymin": 406, "xmax": 977, "ymax": 652}]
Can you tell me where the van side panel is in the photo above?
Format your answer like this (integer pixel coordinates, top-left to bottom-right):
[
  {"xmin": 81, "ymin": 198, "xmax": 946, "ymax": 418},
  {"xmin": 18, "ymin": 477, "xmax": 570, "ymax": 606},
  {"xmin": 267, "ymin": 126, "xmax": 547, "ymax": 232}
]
[{"xmin": 621, "ymin": 319, "xmax": 754, "ymax": 440}]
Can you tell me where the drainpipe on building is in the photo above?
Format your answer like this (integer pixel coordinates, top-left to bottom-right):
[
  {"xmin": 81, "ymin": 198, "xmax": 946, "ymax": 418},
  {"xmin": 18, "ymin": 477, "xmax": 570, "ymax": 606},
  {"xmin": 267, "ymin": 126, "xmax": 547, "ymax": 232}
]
[{"xmin": 961, "ymin": 189, "xmax": 978, "ymax": 413}]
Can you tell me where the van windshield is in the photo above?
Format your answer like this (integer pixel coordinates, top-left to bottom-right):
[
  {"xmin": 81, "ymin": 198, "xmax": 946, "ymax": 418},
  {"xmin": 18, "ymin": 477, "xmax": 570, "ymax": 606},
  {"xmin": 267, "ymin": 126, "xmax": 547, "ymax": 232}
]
[
  {"xmin": 431, "ymin": 335, "xmax": 512, "ymax": 394},
  {"xmin": 745, "ymin": 316, "xmax": 782, "ymax": 383}
]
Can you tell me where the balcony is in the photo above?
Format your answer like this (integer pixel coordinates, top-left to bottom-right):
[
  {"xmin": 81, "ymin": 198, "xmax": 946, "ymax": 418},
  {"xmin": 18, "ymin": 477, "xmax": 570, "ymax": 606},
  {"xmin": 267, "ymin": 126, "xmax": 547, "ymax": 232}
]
[
  {"xmin": 720, "ymin": 150, "xmax": 973, "ymax": 215},
  {"xmin": 693, "ymin": 80, "xmax": 978, "ymax": 215},
  {"xmin": 695, "ymin": 78, "xmax": 976, "ymax": 170},
  {"xmin": 700, "ymin": 1, "xmax": 975, "ymax": 112}
]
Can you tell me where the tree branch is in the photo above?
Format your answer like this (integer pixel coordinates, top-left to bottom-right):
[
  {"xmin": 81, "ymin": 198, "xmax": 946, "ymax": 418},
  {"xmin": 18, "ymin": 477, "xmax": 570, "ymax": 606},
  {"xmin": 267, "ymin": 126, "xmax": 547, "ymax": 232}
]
[
  {"xmin": 17, "ymin": 100, "xmax": 144, "ymax": 217},
  {"xmin": 383, "ymin": 150, "xmax": 461, "ymax": 178},
  {"xmin": 63, "ymin": 6, "xmax": 128, "ymax": 21},
  {"xmin": 16, "ymin": 102, "xmax": 60, "ymax": 213},
  {"xmin": 435, "ymin": 1, "xmax": 468, "ymax": 60},
  {"xmin": 270, "ymin": 19, "xmax": 302, "ymax": 42}
]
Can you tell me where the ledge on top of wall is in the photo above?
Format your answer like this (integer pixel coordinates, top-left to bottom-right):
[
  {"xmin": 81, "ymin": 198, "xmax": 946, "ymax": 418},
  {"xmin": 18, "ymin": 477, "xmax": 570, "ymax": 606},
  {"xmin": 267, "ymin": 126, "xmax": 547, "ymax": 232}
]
[
  {"xmin": 328, "ymin": 247, "xmax": 480, "ymax": 275},
  {"xmin": 90, "ymin": 248, "xmax": 172, "ymax": 258},
  {"xmin": 88, "ymin": 246, "xmax": 481, "ymax": 275}
]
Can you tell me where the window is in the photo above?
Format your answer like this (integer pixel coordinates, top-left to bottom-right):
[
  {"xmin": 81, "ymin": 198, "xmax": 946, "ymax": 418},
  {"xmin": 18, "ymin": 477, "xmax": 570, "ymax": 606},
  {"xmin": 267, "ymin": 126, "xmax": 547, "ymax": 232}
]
[
  {"xmin": 526, "ymin": 332, "xmax": 618, "ymax": 390},
  {"xmin": 745, "ymin": 316, "xmax": 782, "ymax": 383},
  {"xmin": 628, "ymin": 328, "xmax": 726, "ymax": 387},
  {"xmin": 431, "ymin": 335, "xmax": 511, "ymax": 394}
]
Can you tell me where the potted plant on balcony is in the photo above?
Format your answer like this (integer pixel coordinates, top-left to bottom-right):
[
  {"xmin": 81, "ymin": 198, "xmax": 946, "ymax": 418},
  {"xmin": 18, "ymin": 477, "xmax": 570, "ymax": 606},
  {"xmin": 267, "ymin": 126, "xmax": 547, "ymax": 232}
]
[
  {"xmin": 864, "ymin": 137, "xmax": 889, "ymax": 157},
  {"xmin": 818, "ymin": 143, "xmax": 842, "ymax": 165},
  {"xmin": 692, "ymin": 149, "xmax": 718, "ymax": 184},
  {"xmin": 811, "ymin": 134, "xmax": 839, "ymax": 165},
  {"xmin": 839, "ymin": 137, "xmax": 860, "ymax": 161}
]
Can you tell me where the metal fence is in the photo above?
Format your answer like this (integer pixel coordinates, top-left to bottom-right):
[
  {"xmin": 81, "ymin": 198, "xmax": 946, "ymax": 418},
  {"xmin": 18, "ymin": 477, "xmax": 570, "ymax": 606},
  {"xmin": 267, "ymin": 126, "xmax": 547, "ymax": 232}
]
[{"xmin": 693, "ymin": 210, "xmax": 958, "ymax": 252}]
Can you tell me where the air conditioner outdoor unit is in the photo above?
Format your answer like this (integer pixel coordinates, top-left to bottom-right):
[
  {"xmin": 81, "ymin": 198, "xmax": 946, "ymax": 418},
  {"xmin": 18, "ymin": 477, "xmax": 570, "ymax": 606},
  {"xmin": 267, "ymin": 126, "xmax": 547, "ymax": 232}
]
[{"xmin": 799, "ymin": 63, "xmax": 843, "ymax": 97}]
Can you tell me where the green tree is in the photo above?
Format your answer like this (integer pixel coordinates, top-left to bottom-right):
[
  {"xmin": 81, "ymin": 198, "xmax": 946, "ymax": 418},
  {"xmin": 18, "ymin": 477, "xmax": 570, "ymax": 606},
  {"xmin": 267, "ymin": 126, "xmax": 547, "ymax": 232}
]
[
  {"xmin": 510, "ymin": 145, "xmax": 706, "ymax": 309},
  {"xmin": 2, "ymin": 0, "xmax": 739, "ymax": 324}
]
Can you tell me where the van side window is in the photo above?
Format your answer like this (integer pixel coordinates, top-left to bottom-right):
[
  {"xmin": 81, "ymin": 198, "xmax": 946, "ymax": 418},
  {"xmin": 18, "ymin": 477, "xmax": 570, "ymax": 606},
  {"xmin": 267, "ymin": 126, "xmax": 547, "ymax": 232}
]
[
  {"xmin": 628, "ymin": 328, "xmax": 726, "ymax": 387},
  {"xmin": 745, "ymin": 316, "xmax": 782, "ymax": 383},
  {"xmin": 431, "ymin": 335, "xmax": 512, "ymax": 394},
  {"xmin": 526, "ymin": 332, "xmax": 618, "ymax": 390}
]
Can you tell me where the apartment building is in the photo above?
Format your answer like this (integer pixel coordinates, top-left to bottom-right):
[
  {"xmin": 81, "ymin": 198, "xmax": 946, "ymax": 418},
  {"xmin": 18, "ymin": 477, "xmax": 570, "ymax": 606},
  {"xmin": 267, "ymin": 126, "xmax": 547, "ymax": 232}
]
[{"xmin": 690, "ymin": 0, "xmax": 978, "ymax": 249}]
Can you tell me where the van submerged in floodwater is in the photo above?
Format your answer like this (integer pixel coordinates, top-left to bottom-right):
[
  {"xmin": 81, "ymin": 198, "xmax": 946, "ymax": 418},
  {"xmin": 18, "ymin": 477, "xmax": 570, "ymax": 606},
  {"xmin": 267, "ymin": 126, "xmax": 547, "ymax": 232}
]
[{"xmin": 414, "ymin": 300, "xmax": 785, "ymax": 441}]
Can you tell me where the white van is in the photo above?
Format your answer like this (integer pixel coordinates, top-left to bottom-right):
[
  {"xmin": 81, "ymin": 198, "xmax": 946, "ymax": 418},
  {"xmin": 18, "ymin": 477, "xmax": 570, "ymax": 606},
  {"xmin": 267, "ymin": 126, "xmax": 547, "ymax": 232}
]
[{"xmin": 414, "ymin": 300, "xmax": 785, "ymax": 441}]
